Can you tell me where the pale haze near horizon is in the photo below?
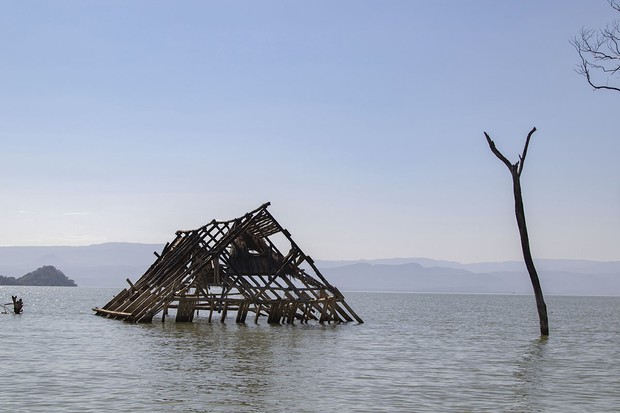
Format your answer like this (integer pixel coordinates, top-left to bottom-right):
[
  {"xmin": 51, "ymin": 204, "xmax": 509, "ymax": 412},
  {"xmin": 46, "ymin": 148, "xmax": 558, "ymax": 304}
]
[{"xmin": 1, "ymin": 1, "xmax": 618, "ymax": 264}]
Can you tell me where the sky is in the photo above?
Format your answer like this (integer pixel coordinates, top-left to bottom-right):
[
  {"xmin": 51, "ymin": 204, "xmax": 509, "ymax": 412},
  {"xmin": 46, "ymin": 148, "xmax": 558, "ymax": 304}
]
[{"xmin": 0, "ymin": 1, "xmax": 618, "ymax": 263}]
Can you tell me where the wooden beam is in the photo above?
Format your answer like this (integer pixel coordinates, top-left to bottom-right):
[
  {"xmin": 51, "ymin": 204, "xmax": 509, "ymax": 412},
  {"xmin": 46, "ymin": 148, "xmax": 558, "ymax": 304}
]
[{"xmin": 93, "ymin": 307, "xmax": 132, "ymax": 317}]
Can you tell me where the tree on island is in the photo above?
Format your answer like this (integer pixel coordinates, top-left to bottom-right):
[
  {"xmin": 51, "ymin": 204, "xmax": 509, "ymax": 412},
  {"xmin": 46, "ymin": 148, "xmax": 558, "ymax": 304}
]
[
  {"xmin": 571, "ymin": 0, "xmax": 620, "ymax": 92},
  {"xmin": 484, "ymin": 127, "xmax": 549, "ymax": 336}
]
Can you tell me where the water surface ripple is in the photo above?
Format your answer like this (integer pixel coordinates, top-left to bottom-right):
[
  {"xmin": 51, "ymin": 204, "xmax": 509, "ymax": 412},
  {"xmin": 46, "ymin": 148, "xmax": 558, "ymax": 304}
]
[{"xmin": 0, "ymin": 287, "xmax": 618, "ymax": 412}]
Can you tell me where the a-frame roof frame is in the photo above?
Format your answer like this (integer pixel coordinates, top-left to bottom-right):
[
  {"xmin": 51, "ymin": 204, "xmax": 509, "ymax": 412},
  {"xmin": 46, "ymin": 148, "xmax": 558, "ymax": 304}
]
[{"xmin": 94, "ymin": 203, "xmax": 363, "ymax": 324}]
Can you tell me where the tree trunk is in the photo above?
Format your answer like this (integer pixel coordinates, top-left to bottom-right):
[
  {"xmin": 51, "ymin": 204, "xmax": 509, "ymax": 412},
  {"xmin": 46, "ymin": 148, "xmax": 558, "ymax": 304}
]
[
  {"xmin": 485, "ymin": 128, "xmax": 549, "ymax": 336},
  {"xmin": 512, "ymin": 172, "xmax": 549, "ymax": 336}
]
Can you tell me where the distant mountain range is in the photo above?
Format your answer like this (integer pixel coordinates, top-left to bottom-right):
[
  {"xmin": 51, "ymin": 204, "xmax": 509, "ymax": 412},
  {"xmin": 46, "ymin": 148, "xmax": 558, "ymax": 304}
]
[
  {"xmin": 0, "ymin": 243, "xmax": 161, "ymax": 288},
  {"xmin": 0, "ymin": 243, "xmax": 618, "ymax": 295}
]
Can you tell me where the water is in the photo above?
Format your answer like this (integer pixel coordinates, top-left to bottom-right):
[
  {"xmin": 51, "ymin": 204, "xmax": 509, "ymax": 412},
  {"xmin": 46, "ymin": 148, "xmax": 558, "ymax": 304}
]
[{"xmin": 0, "ymin": 287, "xmax": 618, "ymax": 412}]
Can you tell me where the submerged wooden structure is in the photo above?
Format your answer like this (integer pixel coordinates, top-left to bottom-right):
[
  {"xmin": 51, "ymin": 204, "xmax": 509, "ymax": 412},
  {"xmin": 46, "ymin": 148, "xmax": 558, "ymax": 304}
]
[{"xmin": 94, "ymin": 203, "xmax": 362, "ymax": 324}]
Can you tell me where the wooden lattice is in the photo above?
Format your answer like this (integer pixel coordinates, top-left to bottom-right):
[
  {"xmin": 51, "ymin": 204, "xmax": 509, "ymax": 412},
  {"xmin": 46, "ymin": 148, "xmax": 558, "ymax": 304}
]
[{"xmin": 93, "ymin": 203, "xmax": 363, "ymax": 324}]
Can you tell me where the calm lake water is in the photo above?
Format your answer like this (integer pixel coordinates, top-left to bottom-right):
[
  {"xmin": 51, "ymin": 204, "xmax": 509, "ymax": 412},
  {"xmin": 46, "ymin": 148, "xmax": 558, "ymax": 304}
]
[{"xmin": 0, "ymin": 287, "xmax": 618, "ymax": 412}]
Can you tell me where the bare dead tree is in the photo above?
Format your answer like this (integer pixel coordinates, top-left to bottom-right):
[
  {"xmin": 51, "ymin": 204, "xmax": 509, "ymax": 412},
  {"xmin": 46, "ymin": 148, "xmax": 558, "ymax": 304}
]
[
  {"xmin": 571, "ymin": 0, "xmax": 620, "ymax": 92},
  {"xmin": 484, "ymin": 127, "xmax": 549, "ymax": 336}
]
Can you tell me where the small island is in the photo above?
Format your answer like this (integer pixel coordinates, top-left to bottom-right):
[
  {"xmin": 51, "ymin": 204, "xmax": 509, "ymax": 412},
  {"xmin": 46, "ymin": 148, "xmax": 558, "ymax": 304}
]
[{"xmin": 0, "ymin": 265, "xmax": 77, "ymax": 287}]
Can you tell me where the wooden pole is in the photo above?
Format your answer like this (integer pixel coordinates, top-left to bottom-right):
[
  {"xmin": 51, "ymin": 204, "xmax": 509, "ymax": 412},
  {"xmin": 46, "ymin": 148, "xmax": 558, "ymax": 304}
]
[
  {"xmin": 254, "ymin": 304, "xmax": 261, "ymax": 324},
  {"xmin": 11, "ymin": 296, "xmax": 23, "ymax": 314}
]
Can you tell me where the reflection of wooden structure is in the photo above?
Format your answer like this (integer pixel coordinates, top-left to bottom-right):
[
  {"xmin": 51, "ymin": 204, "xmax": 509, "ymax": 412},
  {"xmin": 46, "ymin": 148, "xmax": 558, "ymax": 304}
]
[{"xmin": 94, "ymin": 203, "xmax": 362, "ymax": 324}]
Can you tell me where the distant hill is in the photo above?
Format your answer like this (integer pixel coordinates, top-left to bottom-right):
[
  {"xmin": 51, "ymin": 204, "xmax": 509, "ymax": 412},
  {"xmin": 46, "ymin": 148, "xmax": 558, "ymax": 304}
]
[
  {"xmin": 0, "ymin": 265, "xmax": 77, "ymax": 286},
  {"xmin": 317, "ymin": 258, "xmax": 620, "ymax": 295},
  {"xmin": 322, "ymin": 262, "xmax": 620, "ymax": 296},
  {"xmin": 315, "ymin": 257, "xmax": 620, "ymax": 275}
]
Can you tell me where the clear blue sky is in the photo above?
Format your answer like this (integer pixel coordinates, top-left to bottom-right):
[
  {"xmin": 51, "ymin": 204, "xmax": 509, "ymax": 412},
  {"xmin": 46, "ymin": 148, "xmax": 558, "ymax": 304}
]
[{"xmin": 1, "ymin": 1, "xmax": 618, "ymax": 263}]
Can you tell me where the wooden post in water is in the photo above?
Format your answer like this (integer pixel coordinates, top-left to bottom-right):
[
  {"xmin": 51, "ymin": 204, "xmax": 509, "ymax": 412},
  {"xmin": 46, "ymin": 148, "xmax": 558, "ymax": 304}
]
[
  {"xmin": 12, "ymin": 296, "xmax": 23, "ymax": 314},
  {"xmin": 220, "ymin": 302, "xmax": 228, "ymax": 323},
  {"xmin": 254, "ymin": 304, "xmax": 261, "ymax": 324}
]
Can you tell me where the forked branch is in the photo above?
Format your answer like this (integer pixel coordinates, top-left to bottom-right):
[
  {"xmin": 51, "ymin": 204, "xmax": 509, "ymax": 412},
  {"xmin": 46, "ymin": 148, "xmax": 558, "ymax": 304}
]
[{"xmin": 484, "ymin": 127, "xmax": 537, "ymax": 177}]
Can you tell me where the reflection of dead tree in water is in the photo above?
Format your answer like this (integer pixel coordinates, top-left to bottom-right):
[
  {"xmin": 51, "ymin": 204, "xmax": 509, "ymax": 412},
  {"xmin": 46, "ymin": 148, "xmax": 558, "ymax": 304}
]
[
  {"xmin": 484, "ymin": 127, "xmax": 549, "ymax": 336},
  {"xmin": 514, "ymin": 337, "xmax": 549, "ymax": 410}
]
